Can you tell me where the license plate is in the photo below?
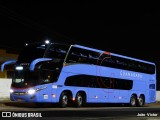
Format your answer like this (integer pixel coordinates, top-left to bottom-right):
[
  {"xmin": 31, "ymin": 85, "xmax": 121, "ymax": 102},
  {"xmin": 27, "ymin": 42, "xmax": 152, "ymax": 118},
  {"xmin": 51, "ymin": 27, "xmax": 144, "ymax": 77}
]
[{"xmin": 17, "ymin": 99, "xmax": 22, "ymax": 101}]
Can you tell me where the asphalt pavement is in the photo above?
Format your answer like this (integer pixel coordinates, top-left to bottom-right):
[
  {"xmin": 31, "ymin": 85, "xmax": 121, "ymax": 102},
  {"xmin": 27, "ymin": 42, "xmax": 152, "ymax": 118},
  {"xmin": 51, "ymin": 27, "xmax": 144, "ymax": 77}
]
[
  {"xmin": 1, "ymin": 100, "xmax": 160, "ymax": 120},
  {"xmin": 0, "ymin": 100, "xmax": 160, "ymax": 107}
]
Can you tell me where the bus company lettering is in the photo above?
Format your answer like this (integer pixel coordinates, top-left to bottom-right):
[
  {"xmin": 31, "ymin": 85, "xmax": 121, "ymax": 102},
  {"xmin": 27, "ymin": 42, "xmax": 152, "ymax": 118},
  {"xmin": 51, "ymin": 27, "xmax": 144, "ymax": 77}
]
[{"xmin": 120, "ymin": 70, "xmax": 142, "ymax": 79}]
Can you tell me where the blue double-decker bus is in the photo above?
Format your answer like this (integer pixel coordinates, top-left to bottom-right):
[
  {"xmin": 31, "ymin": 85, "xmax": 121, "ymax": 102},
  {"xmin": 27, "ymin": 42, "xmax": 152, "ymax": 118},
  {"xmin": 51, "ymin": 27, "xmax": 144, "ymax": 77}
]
[{"xmin": 1, "ymin": 41, "xmax": 156, "ymax": 107}]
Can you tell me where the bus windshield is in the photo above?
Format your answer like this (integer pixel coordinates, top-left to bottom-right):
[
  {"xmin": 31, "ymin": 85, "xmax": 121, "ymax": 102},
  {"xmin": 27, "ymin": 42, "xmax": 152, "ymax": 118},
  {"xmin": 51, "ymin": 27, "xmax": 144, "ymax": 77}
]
[
  {"xmin": 12, "ymin": 43, "xmax": 70, "ymax": 88},
  {"xmin": 12, "ymin": 70, "xmax": 39, "ymax": 88},
  {"xmin": 18, "ymin": 43, "xmax": 69, "ymax": 63},
  {"xmin": 12, "ymin": 67, "xmax": 61, "ymax": 88},
  {"xmin": 44, "ymin": 43, "xmax": 69, "ymax": 60},
  {"xmin": 18, "ymin": 43, "xmax": 47, "ymax": 62}
]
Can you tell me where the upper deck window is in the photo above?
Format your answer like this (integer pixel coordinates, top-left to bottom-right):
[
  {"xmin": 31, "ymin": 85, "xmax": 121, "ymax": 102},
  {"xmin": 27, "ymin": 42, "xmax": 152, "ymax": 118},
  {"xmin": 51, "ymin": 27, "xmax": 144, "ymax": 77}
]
[
  {"xmin": 44, "ymin": 44, "xmax": 69, "ymax": 60},
  {"xmin": 18, "ymin": 44, "xmax": 47, "ymax": 62},
  {"xmin": 18, "ymin": 43, "xmax": 70, "ymax": 63},
  {"xmin": 66, "ymin": 47, "xmax": 100, "ymax": 64}
]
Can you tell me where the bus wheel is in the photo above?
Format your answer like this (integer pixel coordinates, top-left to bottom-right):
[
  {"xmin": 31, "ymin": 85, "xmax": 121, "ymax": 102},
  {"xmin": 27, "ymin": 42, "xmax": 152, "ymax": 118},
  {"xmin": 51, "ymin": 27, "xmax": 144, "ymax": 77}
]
[
  {"xmin": 130, "ymin": 95, "xmax": 137, "ymax": 107},
  {"xmin": 59, "ymin": 92, "xmax": 68, "ymax": 108},
  {"xmin": 137, "ymin": 96, "xmax": 145, "ymax": 107},
  {"xmin": 75, "ymin": 93, "xmax": 83, "ymax": 107}
]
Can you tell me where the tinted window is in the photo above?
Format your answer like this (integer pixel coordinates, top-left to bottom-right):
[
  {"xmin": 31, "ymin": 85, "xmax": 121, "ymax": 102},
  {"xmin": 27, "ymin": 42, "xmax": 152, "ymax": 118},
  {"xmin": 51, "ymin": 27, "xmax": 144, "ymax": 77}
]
[
  {"xmin": 65, "ymin": 75, "xmax": 133, "ymax": 90},
  {"xmin": 39, "ymin": 69, "xmax": 59, "ymax": 85},
  {"xmin": 45, "ymin": 44, "xmax": 69, "ymax": 59},
  {"xmin": 66, "ymin": 47, "xmax": 155, "ymax": 74},
  {"xmin": 99, "ymin": 54, "xmax": 155, "ymax": 74},
  {"xmin": 18, "ymin": 44, "xmax": 47, "ymax": 62},
  {"xmin": 12, "ymin": 70, "xmax": 39, "ymax": 88},
  {"xmin": 149, "ymin": 84, "xmax": 155, "ymax": 89},
  {"xmin": 66, "ymin": 47, "xmax": 100, "ymax": 64}
]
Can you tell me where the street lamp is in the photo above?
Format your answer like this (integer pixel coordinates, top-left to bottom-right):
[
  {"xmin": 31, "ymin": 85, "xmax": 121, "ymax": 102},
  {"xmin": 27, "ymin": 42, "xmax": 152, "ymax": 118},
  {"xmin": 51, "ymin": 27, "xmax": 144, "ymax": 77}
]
[{"xmin": 45, "ymin": 40, "xmax": 50, "ymax": 44}]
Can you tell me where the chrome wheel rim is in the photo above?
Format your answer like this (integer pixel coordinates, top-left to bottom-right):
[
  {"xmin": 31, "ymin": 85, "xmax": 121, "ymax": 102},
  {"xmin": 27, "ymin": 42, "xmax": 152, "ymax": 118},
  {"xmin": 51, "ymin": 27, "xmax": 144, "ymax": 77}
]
[
  {"xmin": 62, "ymin": 95, "xmax": 68, "ymax": 105},
  {"xmin": 77, "ymin": 95, "xmax": 82, "ymax": 106},
  {"xmin": 131, "ymin": 97, "xmax": 136, "ymax": 106},
  {"xmin": 139, "ymin": 97, "xmax": 143, "ymax": 106}
]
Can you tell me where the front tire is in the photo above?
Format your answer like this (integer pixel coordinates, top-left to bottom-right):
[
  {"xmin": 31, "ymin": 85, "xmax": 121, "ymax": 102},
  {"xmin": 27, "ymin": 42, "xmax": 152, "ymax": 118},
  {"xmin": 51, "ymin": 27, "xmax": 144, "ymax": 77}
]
[{"xmin": 59, "ymin": 92, "xmax": 68, "ymax": 108}]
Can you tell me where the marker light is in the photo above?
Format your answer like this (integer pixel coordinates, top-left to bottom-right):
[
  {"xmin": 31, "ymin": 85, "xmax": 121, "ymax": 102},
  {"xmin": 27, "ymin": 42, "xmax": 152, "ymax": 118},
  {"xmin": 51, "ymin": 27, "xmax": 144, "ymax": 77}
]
[
  {"xmin": 52, "ymin": 85, "xmax": 57, "ymax": 89},
  {"xmin": 52, "ymin": 94, "xmax": 56, "ymax": 98},
  {"xmin": 72, "ymin": 98, "xmax": 75, "ymax": 101},
  {"xmin": 10, "ymin": 89, "xmax": 14, "ymax": 93},
  {"xmin": 28, "ymin": 89, "xmax": 36, "ymax": 95},
  {"xmin": 45, "ymin": 40, "xmax": 50, "ymax": 44},
  {"xmin": 16, "ymin": 66, "xmax": 23, "ymax": 70},
  {"xmin": 25, "ymin": 43, "xmax": 28, "ymax": 46}
]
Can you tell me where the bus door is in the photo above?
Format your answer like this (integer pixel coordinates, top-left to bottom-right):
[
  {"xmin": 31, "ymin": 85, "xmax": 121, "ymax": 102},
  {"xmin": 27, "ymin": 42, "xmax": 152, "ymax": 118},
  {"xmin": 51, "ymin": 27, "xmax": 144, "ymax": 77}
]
[
  {"xmin": 149, "ymin": 80, "xmax": 156, "ymax": 102},
  {"xmin": 108, "ymin": 78, "xmax": 119, "ymax": 102},
  {"xmin": 108, "ymin": 73, "xmax": 119, "ymax": 103},
  {"xmin": 117, "ymin": 80, "xmax": 129, "ymax": 103},
  {"xmin": 38, "ymin": 69, "xmax": 53, "ymax": 102},
  {"xmin": 87, "ymin": 76, "xmax": 108, "ymax": 103},
  {"xmin": 38, "ymin": 83, "xmax": 52, "ymax": 102},
  {"xmin": 118, "ymin": 90, "xmax": 129, "ymax": 103}
]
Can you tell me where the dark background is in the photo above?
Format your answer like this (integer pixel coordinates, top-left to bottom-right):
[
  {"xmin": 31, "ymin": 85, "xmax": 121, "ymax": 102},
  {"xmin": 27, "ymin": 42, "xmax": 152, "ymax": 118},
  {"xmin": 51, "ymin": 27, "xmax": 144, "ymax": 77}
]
[{"xmin": 0, "ymin": 1, "xmax": 160, "ymax": 89}]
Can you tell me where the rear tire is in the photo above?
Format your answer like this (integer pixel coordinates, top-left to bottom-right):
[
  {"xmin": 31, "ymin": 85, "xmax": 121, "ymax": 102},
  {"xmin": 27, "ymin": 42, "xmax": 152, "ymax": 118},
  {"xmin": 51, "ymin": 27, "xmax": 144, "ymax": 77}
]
[
  {"xmin": 59, "ymin": 92, "xmax": 68, "ymax": 108},
  {"xmin": 130, "ymin": 95, "xmax": 137, "ymax": 107},
  {"xmin": 75, "ymin": 93, "xmax": 83, "ymax": 107},
  {"xmin": 75, "ymin": 92, "xmax": 85, "ymax": 107},
  {"xmin": 137, "ymin": 96, "xmax": 145, "ymax": 107}
]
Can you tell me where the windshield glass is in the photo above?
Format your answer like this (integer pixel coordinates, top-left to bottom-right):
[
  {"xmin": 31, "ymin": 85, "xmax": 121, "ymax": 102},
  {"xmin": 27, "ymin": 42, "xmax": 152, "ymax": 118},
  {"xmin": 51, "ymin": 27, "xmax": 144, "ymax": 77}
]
[
  {"xmin": 44, "ymin": 44, "xmax": 69, "ymax": 60},
  {"xmin": 18, "ymin": 43, "xmax": 70, "ymax": 63},
  {"xmin": 12, "ymin": 70, "xmax": 39, "ymax": 88},
  {"xmin": 18, "ymin": 44, "xmax": 47, "ymax": 62},
  {"xmin": 13, "ymin": 43, "xmax": 70, "ymax": 88},
  {"xmin": 12, "ymin": 67, "xmax": 61, "ymax": 88}
]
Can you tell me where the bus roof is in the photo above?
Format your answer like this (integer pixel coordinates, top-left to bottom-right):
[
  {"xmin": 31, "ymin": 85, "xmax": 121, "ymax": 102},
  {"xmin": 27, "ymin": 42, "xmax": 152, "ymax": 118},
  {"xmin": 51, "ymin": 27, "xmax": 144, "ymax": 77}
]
[{"xmin": 73, "ymin": 44, "xmax": 155, "ymax": 65}]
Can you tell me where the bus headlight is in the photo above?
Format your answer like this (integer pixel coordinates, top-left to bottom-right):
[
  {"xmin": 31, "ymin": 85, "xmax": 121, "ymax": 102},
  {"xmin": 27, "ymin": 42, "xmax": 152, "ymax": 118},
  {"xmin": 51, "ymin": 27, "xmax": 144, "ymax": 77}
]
[
  {"xmin": 10, "ymin": 89, "xmax": 14, "ymax": 93},
  {"xmin": 28, "ymin": 89, "xmax": 36, "ymax": 95}
]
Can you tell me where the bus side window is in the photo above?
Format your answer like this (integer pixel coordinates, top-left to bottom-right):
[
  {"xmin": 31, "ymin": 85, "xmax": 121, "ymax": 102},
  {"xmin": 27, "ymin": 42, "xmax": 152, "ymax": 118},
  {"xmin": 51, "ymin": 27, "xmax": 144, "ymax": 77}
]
[
  {"xmin": 88, "ymin": 52, "xmax": 100, "ymax": 65},
  {"xmin": 78, "ymin": 53, "xmax": 88, "ymax": 63},
  {"xmin": 89, "ymin": 77, "xmax": 99, "ymax": 88},
  {"xmin": 89, "ymin": 78, "xmax": 96, "ymax": 88},
  {"xmin": 149, "ymin": 84, "xmax": 155, "ymax": 89},
  {"xmin": 102, "ymin": 78, "xmax": 111, "ymax": 88}
]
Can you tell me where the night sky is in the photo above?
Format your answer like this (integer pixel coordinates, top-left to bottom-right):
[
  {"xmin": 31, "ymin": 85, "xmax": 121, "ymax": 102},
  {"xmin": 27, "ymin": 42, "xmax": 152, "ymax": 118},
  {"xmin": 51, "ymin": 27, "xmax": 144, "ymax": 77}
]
[{"xmin": 0, "ymin": 2, "xmax": 160, "ymax": 72}]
